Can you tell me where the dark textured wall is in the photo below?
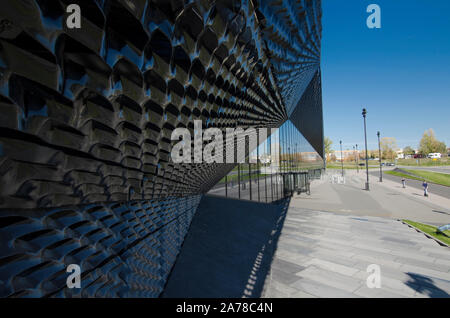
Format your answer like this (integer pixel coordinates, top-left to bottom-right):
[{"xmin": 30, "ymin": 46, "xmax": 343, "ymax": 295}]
[
  {"xmin": 0, "ymin": 0, "xmax": 289, "ymax": 209},
  {"xmin": 289, "ymin": 71, "xmax": 324, "ymax": 158},
  {"xmin": 257, "ymin": 0, "xmax": 322, "ymax": 117},
  {"xmin": 0, "ymin": 0, "xmax": 323, "ymax": 297},
  {"xmin": 0, "ymin": 195, "xmax": 201, "ymax": 297}
]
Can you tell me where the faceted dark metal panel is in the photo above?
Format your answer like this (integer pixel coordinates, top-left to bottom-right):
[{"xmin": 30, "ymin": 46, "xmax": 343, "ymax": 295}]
[
  {"xmin": 256, "ymin": 0, "xmax": 322, "ymax": 116},
  {"xmin": 0, "ymin": 0, "xmax": 323, "ymax": 297},
  {"xmin": 0, "ymin": 0, "xmax": 289, "ymax": 210},
  {"xmin": 289, "ymin": 70, "xmax": 324, "ymax": 159},
  {"xmin": 0, "ymin": 195, "xmax": 201, "ymax": 297}
]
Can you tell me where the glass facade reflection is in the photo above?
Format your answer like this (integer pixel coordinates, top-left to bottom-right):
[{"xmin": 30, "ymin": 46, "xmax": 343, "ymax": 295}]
[{"xmin": 208, "ymin": 120, "xmax": 324, "ymax": 202}]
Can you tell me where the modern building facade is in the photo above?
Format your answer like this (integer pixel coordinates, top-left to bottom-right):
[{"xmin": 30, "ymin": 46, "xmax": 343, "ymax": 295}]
[{"xmin": 0, "ymin": 0, "xmax": 323, "ymax": 297}]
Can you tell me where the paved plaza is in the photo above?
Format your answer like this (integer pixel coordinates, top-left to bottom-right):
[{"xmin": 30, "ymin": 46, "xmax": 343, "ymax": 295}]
[
  {"xmin": 291, "ymin": 169, "xmax": 450, "ymax": 225},
  {"xmin": 262, "ymin": 171, "xmax": 450, "ymax": 298}
]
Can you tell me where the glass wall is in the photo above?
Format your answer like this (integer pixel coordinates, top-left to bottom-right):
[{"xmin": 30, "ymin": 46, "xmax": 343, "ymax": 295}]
[{"xmin": 208, "ymin": 120, "xmax": 324, "ymax": 202}]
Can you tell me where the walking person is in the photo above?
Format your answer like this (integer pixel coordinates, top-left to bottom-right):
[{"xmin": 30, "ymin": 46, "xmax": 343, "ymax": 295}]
[
  {"xmin": 422, "ymin": 180, "xmax": 428, "ymax": 197},
  {"xmin": 402, "ymin": 178, "xmax": 406, "ymax": 188}
]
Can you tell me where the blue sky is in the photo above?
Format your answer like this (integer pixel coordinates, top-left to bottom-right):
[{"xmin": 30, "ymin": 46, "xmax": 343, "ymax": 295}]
[{"xmin": 321, "ymin": 0, "xmax": 450, "ymax": 151}]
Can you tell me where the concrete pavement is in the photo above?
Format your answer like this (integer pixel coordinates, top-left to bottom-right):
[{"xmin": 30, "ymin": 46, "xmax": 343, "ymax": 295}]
[
  {"xmin": 164, "ymin": 171, "xmax": 450, "ymax": 298},
  {"xmin": 291, "ymin": 169, "xmax": 450, "ymax": 226},
  {"xmin": 162, "ymin": 195, "xmax": 288, "ymax": 298},
  {"xmin": 369, "ymin": 170, "xmax": 450, "ymax": 211},
  {"xmin": 369, "ymin": 169, "xmax": 450, "ymax": 199},
  {"xmin": 262, "ymin": 208, "xmax": 450, "ymax": 298},
  {"xmin": 262, "ymin": 170, "xmax": 450, "ymax": 298}
]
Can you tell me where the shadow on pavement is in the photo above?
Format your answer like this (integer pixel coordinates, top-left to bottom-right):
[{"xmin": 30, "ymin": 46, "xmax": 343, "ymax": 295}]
[
  {"xmin": 405, "ymin": 273, "xmax": 450, "ymax": 298},
  {"xmin": 432, "ymin": 210, "xmax": 450, "ymax": 216},
  {"xmin": 161, "ymin": 195, "xmax": 290, "ymax": 298}
]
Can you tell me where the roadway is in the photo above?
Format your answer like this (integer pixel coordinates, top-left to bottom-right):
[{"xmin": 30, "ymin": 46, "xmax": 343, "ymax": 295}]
[{"xmin": 396, "ymin": 165, "xmax": 450, "ymax": 174}]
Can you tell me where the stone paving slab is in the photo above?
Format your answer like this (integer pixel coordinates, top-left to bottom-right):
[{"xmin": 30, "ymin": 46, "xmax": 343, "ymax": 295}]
[
  {"xmin": 290, "ymin": 277, "xmax": 360, "ymax": 298},
  {"xmin": 262, "ymin": 208, "xmax": 450, "ymax": 298}
]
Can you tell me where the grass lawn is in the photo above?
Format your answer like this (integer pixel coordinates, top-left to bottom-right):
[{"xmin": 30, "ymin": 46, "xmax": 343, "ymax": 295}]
[
  {"xmin": 403, "ymin": 220, "xmax": 450, "ymax": 246},
  {"xmin": 326, "ymin": 164, "xmax": 377, "ymax": 170},
  {"xmin": 405, "ymin": 169, "xmax": 450, "ymax": 187},
  {"xmin": 385, "ymin": 170, "xmax": 425, "ymax": 182},
  {"xmin": 397, "ymin": 158, "xmax": 450, "ymax": 166},
  {"xmin": 385, "ymin": 169, "xmax": 450, "ymax": 187}
]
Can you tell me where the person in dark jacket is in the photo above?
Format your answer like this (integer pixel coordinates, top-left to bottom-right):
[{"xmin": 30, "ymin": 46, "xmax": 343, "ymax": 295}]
[{"xmin": 422, "ymin": 180, "xmax": 428, "ymax": 197}]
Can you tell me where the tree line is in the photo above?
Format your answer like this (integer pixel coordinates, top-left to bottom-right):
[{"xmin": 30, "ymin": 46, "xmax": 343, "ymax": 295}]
[{"xmin": 325, "ymin": 128, "xmax": 448, "ymax": 161}]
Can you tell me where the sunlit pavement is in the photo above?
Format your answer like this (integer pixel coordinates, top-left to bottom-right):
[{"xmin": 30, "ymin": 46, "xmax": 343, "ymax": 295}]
[
  {"xmin": 262, "ymin": 208, "xmax": 450, "ymax": 298},
  {"xmin": 288, "ymin": 170, "xmax": 450, "ymax": 225},
  {"xmin": 369, "ymin": 169, "xmax": 450, "ymax": 200},
  {"xmin": 262, "ymin": 173, "xmax": 450, "ymax": 298}
]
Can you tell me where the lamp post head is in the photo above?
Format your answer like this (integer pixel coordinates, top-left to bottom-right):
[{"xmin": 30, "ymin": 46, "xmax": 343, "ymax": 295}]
[
  {"xmin": 362, "ymin": 108, "xmax": 367, "ymax": 117},
  {"xmin": 340, "ymin": 140, "xmax": 342, "ymax": 145},
  {"xmin": 377, "ymin": 131, "xmax": 380, "ymax": 137}
]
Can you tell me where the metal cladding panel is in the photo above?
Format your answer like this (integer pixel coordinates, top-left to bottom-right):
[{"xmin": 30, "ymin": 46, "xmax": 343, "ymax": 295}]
[
  {"xmin": 0, "ymin": 0, "xmax": 287, "ymax": 210},
  {"xmin": 256, "ymin": 0, "xmax": 322, "ymax": 116},
  {"xmin": 0, "ymin": 195, "xmax": 201, "ymax": 297},
  {"xmin": 288, "ymin": 70, "xmax": 324, "ymax": 159}
]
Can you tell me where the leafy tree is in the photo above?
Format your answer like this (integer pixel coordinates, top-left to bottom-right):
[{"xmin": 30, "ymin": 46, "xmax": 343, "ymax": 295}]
[
  {"xmin": 324, "ymin": 137, "xmax": 333, "ymax": 155},
  {"xmin": 324, "ymin": 137, "xmax": 334, "ymax": 161},
  {"xmin": 419, "ymin": 129, "xmax": 447, "ymax": 155},
  {"xmin": 380, "ymin": 137, "xmax": 398, "ymax": 160},
  {"xmin": 403, "ymin": 146, "xmax": 415, "ymax": 155},
  {"xmin": 437, "ymin": 142, "xmax": 447, "ymax": 154}
]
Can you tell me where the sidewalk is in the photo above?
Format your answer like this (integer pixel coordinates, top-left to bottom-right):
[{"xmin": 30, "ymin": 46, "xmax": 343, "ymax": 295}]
[
  {"xmin": 262, "ymin": 208, "xmax": 450, "ymax": 298},
  {"xmin": 368, "ymin": 170, "xmax": 450, "ymax": 210},
  {"xmin": 289, "ymin": 170, "xmax": 450, "ymax": 225}
]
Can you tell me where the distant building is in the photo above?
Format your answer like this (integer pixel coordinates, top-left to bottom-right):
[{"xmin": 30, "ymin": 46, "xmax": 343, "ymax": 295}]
[
  {"xmin": 256, "ymin": 154, "xmax": 272, "ymax": 164},
  {"xmin": 334, "ymin": 149, "xmax": 359, "ymax": 161},
  {"xmin": 300, "ymin": 152, "xmax": 322, "ymax": 162}
]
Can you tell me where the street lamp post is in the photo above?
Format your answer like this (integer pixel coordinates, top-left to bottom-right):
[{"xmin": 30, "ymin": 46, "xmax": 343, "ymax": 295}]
[
  {"xmin": 356, "ymin": 144, "xmax": 359, "ymax": 173},
  {"xmin": 362, "ymin": 108, "xmax": 369, "ymax": 190},
  {"xmin": 340, "ymin": 140, "xmax": 344, "ymax": 177},
  {"xmin": 377, "ymin": 131, "xmax": 383, "ymax": 182},
  {"xmin": 288, "ymin": 147, "xmax": 291, "ymax": 172}
]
